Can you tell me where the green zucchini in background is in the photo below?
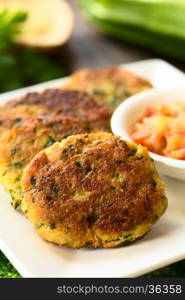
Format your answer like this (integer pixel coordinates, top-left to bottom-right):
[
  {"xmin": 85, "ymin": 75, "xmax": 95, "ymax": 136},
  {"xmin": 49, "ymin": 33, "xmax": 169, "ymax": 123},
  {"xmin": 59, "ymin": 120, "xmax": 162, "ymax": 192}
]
[{"xmin": 80, "ymin": 0, "xmax": 185, "ymax": 60}]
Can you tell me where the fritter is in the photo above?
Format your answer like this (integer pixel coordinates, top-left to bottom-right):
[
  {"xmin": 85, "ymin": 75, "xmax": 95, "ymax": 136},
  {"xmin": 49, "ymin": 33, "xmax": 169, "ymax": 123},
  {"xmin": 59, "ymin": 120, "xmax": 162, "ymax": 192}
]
[
  {"xmin": 0, "ymin": 117, "xmax": 21, "ymax": 136},
  {"xmin": 63, "ymin": 67, "xmax": 152, "ymax": 110},
  {"xmin": 21, "ymin": 133, "xmax": 167, "ymax": 249},
  {"xmin": 0, "ymin": 115, "xmax": 95, "ymax": 208},
  {"xmin": 0, "ymin": 89, "xmax": 111, "ymax": 132}
]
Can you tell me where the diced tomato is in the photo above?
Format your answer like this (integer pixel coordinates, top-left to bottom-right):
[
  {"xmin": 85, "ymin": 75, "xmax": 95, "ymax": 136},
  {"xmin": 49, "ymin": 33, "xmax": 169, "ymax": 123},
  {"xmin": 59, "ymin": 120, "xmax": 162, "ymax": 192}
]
[{"xmin": 130, "ymin": 102, "xmax": 185, "ymax": 160}]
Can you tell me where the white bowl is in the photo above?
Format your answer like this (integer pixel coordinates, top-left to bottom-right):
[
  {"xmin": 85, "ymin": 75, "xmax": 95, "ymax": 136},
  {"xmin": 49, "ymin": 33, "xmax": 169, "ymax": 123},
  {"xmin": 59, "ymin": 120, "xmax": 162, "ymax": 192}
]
[{"xmin": 111, "ymin": 87, "xmax": 185, "ymax": 181}]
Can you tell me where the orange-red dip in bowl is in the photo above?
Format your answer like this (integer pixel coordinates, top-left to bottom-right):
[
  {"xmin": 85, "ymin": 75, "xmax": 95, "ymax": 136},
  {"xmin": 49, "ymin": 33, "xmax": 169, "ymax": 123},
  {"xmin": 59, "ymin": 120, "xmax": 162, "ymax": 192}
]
[{"xmin": 131, "ymin": 103, "xmax": 185, "ymax": 160}]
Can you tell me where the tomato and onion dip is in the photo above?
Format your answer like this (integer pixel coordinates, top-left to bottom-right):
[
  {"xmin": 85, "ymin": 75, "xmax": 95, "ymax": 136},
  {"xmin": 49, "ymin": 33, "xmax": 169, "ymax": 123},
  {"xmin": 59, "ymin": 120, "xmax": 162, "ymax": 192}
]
[{"xmin": 131, "ymin": 102, "xmax": 185, "ymax": 160}]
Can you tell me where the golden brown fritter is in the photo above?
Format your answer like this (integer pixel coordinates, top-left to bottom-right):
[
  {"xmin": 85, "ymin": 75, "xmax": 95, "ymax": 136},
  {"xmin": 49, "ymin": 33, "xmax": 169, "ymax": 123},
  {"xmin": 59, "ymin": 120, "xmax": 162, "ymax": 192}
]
[
  {"xmin": 63, "ymin": 67, "xmax": 152, "ymax": 110},
  {"xmin": 0, "ymin": 115, "xmax": 95, "ymax": 208},
  {"xmin": 0, "ymin": 89, "xmax": 111, "ymax": 132},
  {"xmin": 21, "ymin": 133, "xmax": 167, "ymax": 248},
  {"xmin": 0, "ymin": 117, "xmax": 21, "ymax": 136}
]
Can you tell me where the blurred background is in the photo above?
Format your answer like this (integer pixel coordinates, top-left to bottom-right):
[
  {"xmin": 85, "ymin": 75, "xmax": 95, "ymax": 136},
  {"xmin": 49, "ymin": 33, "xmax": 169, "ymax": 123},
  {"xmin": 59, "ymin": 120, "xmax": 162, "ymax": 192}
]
[
  {"xmin": 0, "ymin": 0, "xmax": 185, "ymax": 278},
  {"xmin": 1, "ymin": 0, "xmax": 185, "ymax": 94}
]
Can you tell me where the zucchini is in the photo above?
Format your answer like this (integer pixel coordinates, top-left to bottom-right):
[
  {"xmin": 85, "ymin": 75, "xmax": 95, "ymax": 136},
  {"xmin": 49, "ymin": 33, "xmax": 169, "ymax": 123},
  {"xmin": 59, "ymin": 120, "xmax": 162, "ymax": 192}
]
[{"xmin": 80, "ymin": 0, "xmax": 185, "ymax": 60}]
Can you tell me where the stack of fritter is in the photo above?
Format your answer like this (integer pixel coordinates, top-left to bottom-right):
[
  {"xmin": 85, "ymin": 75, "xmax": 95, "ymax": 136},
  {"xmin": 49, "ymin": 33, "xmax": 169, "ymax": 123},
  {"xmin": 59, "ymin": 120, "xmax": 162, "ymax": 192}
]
[
  {"xmin": 0, "ymin": 67, "xmax": 167, "ymax": 248},
  {"xmin": 0, "ymin": 89, "xmax": 111, "ymax": 208}
]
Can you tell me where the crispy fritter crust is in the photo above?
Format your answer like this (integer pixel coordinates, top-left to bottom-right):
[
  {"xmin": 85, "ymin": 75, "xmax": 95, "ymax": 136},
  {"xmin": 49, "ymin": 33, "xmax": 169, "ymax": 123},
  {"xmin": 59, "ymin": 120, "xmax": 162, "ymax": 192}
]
[
  {"xmin": 22, "ymin": 133, "xmax": 167, "ymax": 248},
  {"xmin": 0, "ymin": 117, "xmax": 20, "ymax": 136},
  {"xmin": 63, "ymin": 67, "xmax": 152, "ymax": 110},
  {"xmin": 0, "ymin": 115, "xmax": 95, "ymax": 208},
  {"xmin": 0, "ymin": 89, "xmax": 111, "ymax": 132}
]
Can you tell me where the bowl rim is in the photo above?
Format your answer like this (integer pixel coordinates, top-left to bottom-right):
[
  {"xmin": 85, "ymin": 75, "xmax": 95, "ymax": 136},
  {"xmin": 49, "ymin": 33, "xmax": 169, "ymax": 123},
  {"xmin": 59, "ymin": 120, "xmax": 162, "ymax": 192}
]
[{"xmin": 111, "ymin": 86, "xmax": 185, "ymax": 169}]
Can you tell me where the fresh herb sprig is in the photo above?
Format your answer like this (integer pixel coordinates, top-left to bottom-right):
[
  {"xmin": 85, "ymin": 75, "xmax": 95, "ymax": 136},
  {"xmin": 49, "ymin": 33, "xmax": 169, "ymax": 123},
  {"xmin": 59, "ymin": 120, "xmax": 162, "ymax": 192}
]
[
  {"xmin": 0, "ymin": 9, "xmax": 66, "ymax": 93},
  {"xmin": 0, "ymin": 9, "xmax": 27, "ymax": 50}
]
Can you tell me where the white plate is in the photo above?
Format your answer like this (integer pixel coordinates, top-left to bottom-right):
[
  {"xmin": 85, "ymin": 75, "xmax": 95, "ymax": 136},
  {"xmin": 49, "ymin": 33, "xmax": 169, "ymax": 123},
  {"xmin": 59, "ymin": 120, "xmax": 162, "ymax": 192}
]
[{"xmin": 0, "ymin": 59, "xmax": 185, "ymax": 278}]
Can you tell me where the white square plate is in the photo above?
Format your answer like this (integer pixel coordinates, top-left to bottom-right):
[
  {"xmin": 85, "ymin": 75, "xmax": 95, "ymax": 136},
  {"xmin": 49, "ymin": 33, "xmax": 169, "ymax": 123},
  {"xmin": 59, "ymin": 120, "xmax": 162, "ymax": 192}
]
[{"xmin": 0, "ymin": 59, "xmax": 185, "ymax": 278}]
